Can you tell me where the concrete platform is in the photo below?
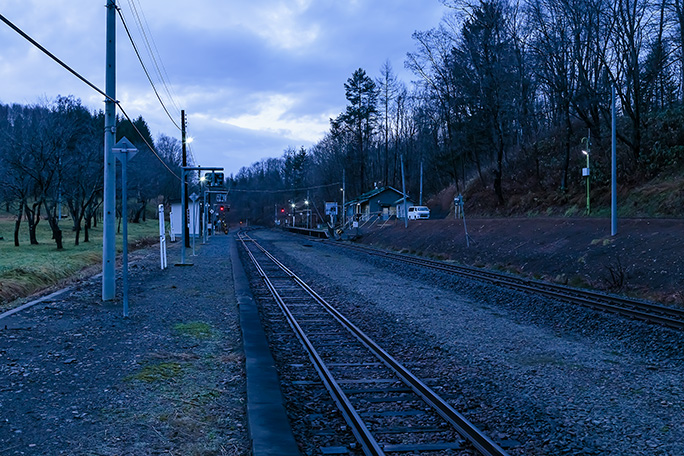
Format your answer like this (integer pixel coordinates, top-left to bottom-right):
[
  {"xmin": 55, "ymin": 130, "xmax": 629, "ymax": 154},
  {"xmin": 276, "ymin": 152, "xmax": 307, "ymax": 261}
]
[{"xmin": 230, "ymin": 236, "xmax": 301, "ymax": 456}]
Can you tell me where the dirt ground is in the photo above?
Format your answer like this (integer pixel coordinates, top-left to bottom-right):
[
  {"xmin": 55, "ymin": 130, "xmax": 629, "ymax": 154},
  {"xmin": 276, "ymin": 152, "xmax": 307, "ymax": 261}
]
[
  {"xmin": 357, "ymin": 217, "xmax": 684, "ymax": 306},
  {"xmin": 0, "ymin": 238, "xmax": 249, "ymax": 456}
]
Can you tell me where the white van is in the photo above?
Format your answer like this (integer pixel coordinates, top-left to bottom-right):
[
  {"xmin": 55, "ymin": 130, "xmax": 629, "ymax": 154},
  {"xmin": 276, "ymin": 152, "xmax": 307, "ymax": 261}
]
[{"xmin": 407, "ymin": 206, "xmax": 430, "ymax": 220}]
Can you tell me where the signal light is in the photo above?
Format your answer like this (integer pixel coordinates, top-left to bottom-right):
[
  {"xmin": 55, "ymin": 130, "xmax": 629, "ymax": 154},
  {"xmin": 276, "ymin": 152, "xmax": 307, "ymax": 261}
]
[
  {"xmin": 219, "ymin": 205, "xmax": 225, "ymax": 211},
  {"xmin": 281, "ymin": 208, "xmax": 285, "ymax": 213}
]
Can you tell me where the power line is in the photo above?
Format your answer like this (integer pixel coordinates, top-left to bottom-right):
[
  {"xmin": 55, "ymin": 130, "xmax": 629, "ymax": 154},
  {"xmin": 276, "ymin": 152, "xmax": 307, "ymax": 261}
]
[
  {"xmin": 0, "ymin": 11, "xmax": 181, "ymax": 181},
  {"xmin": 116, "ymin": 7, "xmax": 181, "ymax": 131},
  {"xmin": 117, "ymin": 106, "xmax": 181, "ymax": 180},
  {"xmin": 0, "ymin": 12, "xmax": 111, "ymax": 102},
  {"xmin": 228, "ymin": 183, "xmax": 342, "ymax": 193},
  {"xmin": 127, "ymin": 0, "xmax": 182, "ymax": 114}
]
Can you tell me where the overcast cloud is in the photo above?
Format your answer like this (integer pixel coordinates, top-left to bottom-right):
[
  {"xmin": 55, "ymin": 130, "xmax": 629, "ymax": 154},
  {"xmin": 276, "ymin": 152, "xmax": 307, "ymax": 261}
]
[{"xmin": 0, "ymin": 1, "xmax": 448, "ymax": 175}]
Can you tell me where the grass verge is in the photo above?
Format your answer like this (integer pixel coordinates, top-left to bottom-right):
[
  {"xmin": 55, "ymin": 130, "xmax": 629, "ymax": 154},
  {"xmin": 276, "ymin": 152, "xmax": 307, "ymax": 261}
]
[{"xmin": 0, "ymin": 214, "xmax": 159, "ymax": 306}]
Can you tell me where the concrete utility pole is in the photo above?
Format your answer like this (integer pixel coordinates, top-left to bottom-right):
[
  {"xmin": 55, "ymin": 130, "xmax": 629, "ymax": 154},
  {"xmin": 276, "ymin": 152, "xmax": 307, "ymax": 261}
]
[
  {"xmin": 342, "ymin": 169, "xmax": 346, "ymax": 228},
  {"xmin": 611, "ymin": 85, "xmax": 618, "ymax": 236},
  {"xmin": 419, "ymin": 160, "xmax": 423, "ymax": 205},
  {"xmin": 401, "ymin": 155, "xmax": 408, "ymax": 228},
  {"xmin": 102, "ymin": 0, "xmax": 117, "ymax": 301}
]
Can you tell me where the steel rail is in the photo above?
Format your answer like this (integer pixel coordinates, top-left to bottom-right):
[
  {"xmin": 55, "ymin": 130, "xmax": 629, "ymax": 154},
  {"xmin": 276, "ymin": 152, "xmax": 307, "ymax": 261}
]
[
  {"xmin": 332, "ymin": 242, "xmax": 684, "ymax": 330},
  {"xmin": 240, "ymin": 232, "xmax": 510, "ymax": 456},
  {"xmin": 238, "ymin": 233, "xmax": 385, "ymax": 456}
]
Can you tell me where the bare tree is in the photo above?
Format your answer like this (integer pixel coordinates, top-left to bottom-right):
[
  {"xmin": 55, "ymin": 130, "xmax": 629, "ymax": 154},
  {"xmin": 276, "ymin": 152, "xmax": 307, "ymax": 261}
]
[{"xmin": 376, "ymin": 60, "xmax": 402, "ymax": 186}]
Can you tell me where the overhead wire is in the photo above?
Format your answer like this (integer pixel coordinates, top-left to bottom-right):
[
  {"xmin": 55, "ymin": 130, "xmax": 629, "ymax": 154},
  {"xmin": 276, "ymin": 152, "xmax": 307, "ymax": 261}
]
[
  {"xmin": 187, "ymin": 138, "xmax": 198, "ymax": 166},
  {"xmin": 0, "ymin": 12, "xmax": 110, "ymax": 102},
  {"xmin": 127, "ymin": 0, "xmax": 182, "ymax": 114},
  {"xmin": 116, "ymin": 7, "xmax": 181, "ymax": 131},
  {"xmin": 117, "ymin": 2, "xmax": 193, "ymax": 167},
  {"xmin": 0, "ymin": 11, "xmax": 181, "ymax": 181},
  {"xmin": 228, "ymin": 183, "xmax": 342, "ymax": 193},
  {"xmin": 117, "ymin": 106, "xmax": 182, "ymax": 180}
]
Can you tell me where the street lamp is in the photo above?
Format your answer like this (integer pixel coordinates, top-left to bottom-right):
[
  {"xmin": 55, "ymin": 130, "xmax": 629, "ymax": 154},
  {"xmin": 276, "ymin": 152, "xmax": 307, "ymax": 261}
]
[
  {"xmin": 304, "ymin": 200, "xmax": 310, "ymax": 228},
  {"xmin": 340, "ymin": 187, "xmax": 345, "ymax": 227},
  {"xmin": 199, "ymin": 175, "xmax": 208, "ymax": 243},
  {"xmin": 291, "ymin": 202, "xmax": 296, "ymax": 226},
  {"xmin": 582, "ymin": 149, "xmax": 590, "ymax": 215}
]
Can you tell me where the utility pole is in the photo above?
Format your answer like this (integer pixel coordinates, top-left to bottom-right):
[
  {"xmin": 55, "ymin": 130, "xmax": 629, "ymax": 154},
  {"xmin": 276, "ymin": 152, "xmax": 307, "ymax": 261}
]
[
  {"xmin": 181, "ymin": 110, "xmax": 189, "ymax": 248},
  {"xmin": 611, "ymin": 85, "xmax": 618, "ymax": 236},
  {"xmin": 401, "ymin": 155, "xmax": 408, "ymax": 228},
  {"xmin": 342, "ymin": 169, "xmax": 346, "ymax": 228},
  {"xmin": 102, "ymin": 0, "xmax": 117, "ymax": 301},
  {"xmin": 419, "ymin": 160, "xmax": 423, "ymax": 206}
]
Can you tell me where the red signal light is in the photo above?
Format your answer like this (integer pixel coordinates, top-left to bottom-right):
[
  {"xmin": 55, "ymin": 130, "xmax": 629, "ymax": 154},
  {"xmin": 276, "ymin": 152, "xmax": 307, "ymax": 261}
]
[
  {"xmin": 281, "ymin": 208, "xmax": 285, "ymax": 213},
  {"xmin": 219, "ymin": 206, "xmax": 225, "ymax": 211}
]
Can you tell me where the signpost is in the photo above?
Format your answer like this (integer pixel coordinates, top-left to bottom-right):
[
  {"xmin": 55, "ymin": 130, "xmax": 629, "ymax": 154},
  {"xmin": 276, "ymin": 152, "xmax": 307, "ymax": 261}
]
[
  {"xmin": 454, "ymin": 195, "xmax": 470, "ymax": 247},
  {"xmin": 177, "ymin": 166, "xmax": 223, "ymax": 266},
  {"xmin": 206, "ymin": 190, "xmax": 229, "ymax": 238},
  {"xmin": 112, "ymin": 137, "xmax": 138, "ymax": 317},
  {"xmin": 190, "ymin": 192, "xmax": 199, "ymax": 256},
  {"xmin": 325, "ymin": 202, "xmax": 338, "ymax": 226}
]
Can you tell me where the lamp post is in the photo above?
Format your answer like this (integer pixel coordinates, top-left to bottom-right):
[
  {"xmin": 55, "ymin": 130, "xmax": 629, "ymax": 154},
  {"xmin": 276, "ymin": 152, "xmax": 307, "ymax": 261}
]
[
  {"xmin": 200, "ymin": 175, "xmax": 208, "ymax": 244},
  {"xmin": 582, "ymin": 148, "xmax": 590, "ymax": 215},
  {"xmin": 305, "ymin": 199, "xmax": 310, "ymax": 228},
  {"xmin": 291, "ymin": 202, "xmax": 296, "ymax": 226}
]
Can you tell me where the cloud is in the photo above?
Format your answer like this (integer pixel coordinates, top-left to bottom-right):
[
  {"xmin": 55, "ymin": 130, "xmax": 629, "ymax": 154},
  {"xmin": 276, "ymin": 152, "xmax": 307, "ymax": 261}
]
[
  {"xmin": 217, "ymin": 93, "xmax": 330, "ymax": 143},
  {"xmin": 0, "ymin": 0, "xmax": 449, "ymax": 175}
]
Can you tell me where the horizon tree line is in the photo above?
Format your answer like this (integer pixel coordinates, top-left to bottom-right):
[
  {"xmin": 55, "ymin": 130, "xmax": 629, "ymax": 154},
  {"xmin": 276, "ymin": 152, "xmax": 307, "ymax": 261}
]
[
  {"xmin": 0, "ymin": 96, "xmax": 184, "ymax": 248},
  {"xmin": 228, "ymin": 0, "xmax": 684, "ymax": 225}
]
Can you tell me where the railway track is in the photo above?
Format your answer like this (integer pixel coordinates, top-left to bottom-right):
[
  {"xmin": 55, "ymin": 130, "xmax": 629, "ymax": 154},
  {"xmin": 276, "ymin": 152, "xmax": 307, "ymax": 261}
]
[
  {"xmin": 326, "ymin": 241, "xmax": 684, "ymax": 330},
  {"xmin": 237, "ymin": 231, "xmax": 512, "ymax": 456}
]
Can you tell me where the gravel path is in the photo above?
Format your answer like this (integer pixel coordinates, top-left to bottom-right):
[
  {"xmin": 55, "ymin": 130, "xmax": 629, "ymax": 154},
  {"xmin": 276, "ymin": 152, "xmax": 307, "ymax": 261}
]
[
  {"xmin": 252, "ymin": 229, "xmax": 684, "ymax": 456},
  {"xmin": 0, "ymin": 236, "xmax": 249, "ymax": 455}
]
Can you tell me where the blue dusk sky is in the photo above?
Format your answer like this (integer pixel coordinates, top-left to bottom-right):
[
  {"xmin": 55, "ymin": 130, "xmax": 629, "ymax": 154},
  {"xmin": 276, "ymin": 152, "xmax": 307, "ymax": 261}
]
[{"xmin": 0, "ymin": 1, "xmax": 449, "ymax": 175}]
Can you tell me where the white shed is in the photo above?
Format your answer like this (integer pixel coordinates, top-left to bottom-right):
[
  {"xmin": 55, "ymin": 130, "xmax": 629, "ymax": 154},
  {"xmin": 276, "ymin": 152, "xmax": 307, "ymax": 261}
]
[{"xmin": 169, "ymin": 201, "xmax": 200, "ymax": 238}]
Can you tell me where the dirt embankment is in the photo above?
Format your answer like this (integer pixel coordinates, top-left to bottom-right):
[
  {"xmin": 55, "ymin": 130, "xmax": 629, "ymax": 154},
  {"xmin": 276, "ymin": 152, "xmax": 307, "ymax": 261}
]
[{"xmin": 357, "ymin": 217, "xmax": 684, "ymax": 306}]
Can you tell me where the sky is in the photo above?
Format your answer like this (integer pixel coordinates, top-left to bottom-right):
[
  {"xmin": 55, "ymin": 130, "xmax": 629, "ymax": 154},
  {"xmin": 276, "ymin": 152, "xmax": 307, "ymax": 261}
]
[{"xmin": 0, "ymin": 1, "xmax": 449, "ymax": 176}]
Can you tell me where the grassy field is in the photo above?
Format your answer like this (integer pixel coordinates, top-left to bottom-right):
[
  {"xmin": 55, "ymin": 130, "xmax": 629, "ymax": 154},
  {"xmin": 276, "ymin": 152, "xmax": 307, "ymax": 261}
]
[{"xmin": 0, "ymin": 214, "xmax": 159, "ymax": 306}]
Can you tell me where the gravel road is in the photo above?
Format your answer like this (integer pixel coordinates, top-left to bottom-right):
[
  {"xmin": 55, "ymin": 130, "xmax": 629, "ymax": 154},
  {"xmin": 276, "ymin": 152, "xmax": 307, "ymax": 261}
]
[{"xmin": 250, "ymin": 229, "xmax": 684, "ymax": 456}]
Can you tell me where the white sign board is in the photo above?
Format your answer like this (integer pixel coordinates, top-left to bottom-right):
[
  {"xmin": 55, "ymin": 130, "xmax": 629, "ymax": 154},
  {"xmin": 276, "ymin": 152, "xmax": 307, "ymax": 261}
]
[{"xmin": 325, "ymin": 202, "xmax": 338, "ymax": 215}]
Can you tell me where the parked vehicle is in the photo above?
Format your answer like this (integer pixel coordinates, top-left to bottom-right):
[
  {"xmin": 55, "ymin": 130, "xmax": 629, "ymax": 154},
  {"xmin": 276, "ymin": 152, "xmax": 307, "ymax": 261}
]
[{"xmin": 407, "ymin": 206, "xmax": 430, "ymax": 220}]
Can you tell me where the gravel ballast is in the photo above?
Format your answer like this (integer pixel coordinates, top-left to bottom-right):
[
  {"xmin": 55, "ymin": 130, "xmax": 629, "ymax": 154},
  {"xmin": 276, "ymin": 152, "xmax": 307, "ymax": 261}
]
[{"xmin": 250, "ymin": 229, "xmax": 684, "ymax": 456}]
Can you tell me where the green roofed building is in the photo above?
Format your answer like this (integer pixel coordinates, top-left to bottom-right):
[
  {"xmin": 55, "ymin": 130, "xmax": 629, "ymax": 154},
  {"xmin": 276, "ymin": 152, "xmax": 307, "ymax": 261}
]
[{"xmin": 344, "ymin": 186, "xmax": 413, "ymax": 222}]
